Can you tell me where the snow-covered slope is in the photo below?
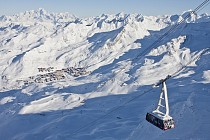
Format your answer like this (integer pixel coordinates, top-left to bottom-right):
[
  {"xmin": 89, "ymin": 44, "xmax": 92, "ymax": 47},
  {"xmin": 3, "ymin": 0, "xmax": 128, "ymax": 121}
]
[{"xmin": 0, "ymin": 9, "xmax": 210, "ymax": 140}]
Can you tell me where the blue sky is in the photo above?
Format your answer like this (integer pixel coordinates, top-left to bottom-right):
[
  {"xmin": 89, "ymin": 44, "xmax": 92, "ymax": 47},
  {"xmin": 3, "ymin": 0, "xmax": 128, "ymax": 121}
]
[{"xmin": 0, "ymin": 0, "xmax": 209, "ymax": 17}]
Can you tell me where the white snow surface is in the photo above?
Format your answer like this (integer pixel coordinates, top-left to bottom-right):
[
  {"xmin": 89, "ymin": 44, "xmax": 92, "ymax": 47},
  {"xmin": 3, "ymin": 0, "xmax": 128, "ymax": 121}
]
[
  {"xmin": 0, "ymin": 9, "xmax": 210, "ymax": 140},
  {"xmin": 202, "ymin": 70, "xmax": 210, "ymax": 83}
]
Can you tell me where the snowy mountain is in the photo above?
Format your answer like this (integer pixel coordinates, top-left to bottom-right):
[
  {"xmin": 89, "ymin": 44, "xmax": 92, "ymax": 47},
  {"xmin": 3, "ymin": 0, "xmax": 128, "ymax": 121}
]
[{"xmin": 0, "ymin": 9, "xmax": 210, "ymax": 140}]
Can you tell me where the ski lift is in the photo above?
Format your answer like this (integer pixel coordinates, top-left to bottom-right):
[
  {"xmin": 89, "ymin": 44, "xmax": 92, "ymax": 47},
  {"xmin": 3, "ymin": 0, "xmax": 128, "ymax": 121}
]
[{"xmin": 146, "ymin": 75, "xmax": 175, "ymax": 130}]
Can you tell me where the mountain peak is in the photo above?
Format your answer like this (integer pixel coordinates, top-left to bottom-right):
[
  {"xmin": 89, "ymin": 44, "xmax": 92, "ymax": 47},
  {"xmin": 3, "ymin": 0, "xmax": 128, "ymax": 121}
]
[{"xmin": 37, "ymin": 8, "xmax": 47, "ymax": 15}]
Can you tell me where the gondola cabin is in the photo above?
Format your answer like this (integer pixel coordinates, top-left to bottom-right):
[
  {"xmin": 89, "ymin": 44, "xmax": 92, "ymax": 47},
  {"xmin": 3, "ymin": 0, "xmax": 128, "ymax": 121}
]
[
  {"xmin": 146, "ymin": 112, "xmax": 175, "ymax": 130},
  {"xmin": 146, "ymin": 76, "xmax": 175, "ymax": 130}
]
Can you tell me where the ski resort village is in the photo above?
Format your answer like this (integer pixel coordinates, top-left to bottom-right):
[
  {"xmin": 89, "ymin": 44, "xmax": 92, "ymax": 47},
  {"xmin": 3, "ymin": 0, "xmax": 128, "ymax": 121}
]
[{"xmin": 0, "ymin": 0, "xmax": 210, "ymax": 140}]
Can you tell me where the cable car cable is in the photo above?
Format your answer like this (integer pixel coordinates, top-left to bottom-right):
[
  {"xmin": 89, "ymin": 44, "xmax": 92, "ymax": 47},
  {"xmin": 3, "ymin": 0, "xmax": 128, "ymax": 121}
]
[
  {"xmin": 70, "ymin": 47, "xmax": 210, "ymax": 136},
  {"xmin": 197, "ymin": 1, "xmax": 210, "ymax": 13},
  {"xmin": 96, "ymin": 0, "xmax": 210, "ymax": 90},
  {"xmin": 134, "ymin": 0, "xmax": 210, "ymax": 61},
  {"xmin": 71, "ymin": 87, "xmax": 154, "ymax": 136},
  {"xmin": 69, "ymin": 0, "xmax": 210, "ymax": 136}
]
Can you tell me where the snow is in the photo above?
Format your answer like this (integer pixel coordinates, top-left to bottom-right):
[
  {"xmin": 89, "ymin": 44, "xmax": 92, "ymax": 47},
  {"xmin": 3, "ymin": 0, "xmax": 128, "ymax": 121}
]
[
  {"xmin": 0, "ymin": 96, "xmax": 16, "ymax": 105},
  {"xmin": 19, "ymin": 93, "xmax": 84, "ymax": 114},
  {"xmin": 202, "ymin": 70, "xmax": 210, "ymax": 83},
  {"xmin": 0, "ymin": 9, "xmax": 210, "ymax": 140}
]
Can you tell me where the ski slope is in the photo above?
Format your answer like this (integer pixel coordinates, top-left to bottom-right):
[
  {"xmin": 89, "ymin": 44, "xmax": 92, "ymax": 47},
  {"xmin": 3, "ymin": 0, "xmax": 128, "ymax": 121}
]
[{"xmin": 0, "ymin": 9, "xmax": 210, "ymax": 140}]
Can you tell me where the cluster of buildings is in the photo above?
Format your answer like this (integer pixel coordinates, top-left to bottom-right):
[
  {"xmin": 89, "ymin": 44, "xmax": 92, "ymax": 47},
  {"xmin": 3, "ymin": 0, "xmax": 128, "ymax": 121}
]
[
  {"xmin": 62, "ymin": 67, "xmax": 90, "ymax": 77},
  {"xmin": 34, "ymin": 70, "xmax": 65, "ymax": 83},
  {"xmin": 37, "ymin": 67, "xmax": 54, "ymax": 73},
  {"xmin": 19, "ymin": 67, "xmax": 90, "ymax": 85}
]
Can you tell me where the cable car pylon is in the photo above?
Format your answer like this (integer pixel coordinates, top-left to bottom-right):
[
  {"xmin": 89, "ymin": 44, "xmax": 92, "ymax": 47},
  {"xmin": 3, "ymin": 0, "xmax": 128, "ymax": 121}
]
[{"xmin": 146, "ymin": 75, "xmax": 175, "ymax": 130}]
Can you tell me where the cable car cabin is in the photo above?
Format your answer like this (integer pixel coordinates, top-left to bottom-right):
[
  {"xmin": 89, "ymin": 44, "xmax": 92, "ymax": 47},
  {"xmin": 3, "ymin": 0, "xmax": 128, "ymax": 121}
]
[
  {"xmin": 146, "ymin": 76, "xmax": 175, "ymax": 130},
  {"xmin": 146, "ymin": 112, "xmax": 175, "ymax": 130}
]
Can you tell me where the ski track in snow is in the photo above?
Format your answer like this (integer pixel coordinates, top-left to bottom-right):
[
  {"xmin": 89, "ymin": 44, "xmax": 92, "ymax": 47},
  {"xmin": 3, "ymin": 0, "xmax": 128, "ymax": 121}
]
[{"xmin": 0, "ymin": 9, "xmax": 210, "ymax": 140}]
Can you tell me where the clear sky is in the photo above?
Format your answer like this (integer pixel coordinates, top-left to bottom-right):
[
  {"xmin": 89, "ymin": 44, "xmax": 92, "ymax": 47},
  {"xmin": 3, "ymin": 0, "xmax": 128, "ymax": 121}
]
[{"xmin": 0, "ymin": 0, "xmax": 209, "ymax": 17}]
